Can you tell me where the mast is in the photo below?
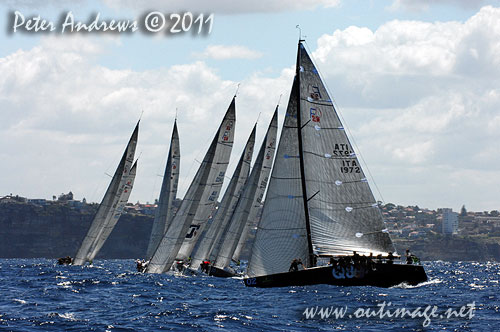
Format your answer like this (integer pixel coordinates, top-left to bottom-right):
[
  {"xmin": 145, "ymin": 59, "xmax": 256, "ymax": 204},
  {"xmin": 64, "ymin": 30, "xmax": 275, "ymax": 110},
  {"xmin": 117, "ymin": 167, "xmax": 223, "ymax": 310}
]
[{"xmin": 296, "ymin": 40, "xmax": 315, "ymax": 267}]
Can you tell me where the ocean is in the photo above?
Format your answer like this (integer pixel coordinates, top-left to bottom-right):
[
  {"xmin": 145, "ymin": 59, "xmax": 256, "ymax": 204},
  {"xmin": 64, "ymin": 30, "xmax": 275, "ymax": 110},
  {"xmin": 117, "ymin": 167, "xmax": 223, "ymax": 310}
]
[{"xmin": 0, "ymin": 260, "xmax": 498, "ymax": 331}]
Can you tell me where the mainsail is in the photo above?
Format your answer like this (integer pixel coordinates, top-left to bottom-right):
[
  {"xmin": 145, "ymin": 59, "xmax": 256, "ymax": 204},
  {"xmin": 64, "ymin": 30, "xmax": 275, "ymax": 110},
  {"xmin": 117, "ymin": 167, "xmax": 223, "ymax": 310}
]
[
  {"xmin": 247, "ymin": 41, "xmax": 394, "ymax": 277},
  {"xmin": 73, "ymin": 121, "xmax": 139, "ymax": 266},
  {"xmin": 146, "ymin": 98, "xmax": 236, "ymax": 273},
  {"xmin": 189, "ymin": 125, "xmax": 256, "ymax": 271},
  {"xmin": 145, "ymin": 121, "xmax": 180, "ymax": 259},
  {"xmin": 87, "ymin": 161, "xmax": 137, "ymax": 262},
  {"xmin": 213, "ymin": 108, "xmax": 277, "ymax": 270}
]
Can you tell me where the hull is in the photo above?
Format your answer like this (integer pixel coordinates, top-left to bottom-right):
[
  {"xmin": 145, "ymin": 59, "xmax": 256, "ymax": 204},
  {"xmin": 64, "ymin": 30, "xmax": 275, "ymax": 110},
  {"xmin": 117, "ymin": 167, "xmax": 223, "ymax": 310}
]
[
  {"xmin": 244, "ymin": 262, "xmax": 427, "ymax": 288},
  {"xmin": 208, "ymin": 265, "xmax": 236, "ymax": 278}
]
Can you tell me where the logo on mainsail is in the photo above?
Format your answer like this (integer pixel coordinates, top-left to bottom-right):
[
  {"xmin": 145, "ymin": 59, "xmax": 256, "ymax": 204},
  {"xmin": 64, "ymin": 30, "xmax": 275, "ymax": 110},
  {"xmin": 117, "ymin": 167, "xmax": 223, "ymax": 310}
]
[{"xmin": 310, "ymin": 107, "xmax": 322, "ymax": 123}]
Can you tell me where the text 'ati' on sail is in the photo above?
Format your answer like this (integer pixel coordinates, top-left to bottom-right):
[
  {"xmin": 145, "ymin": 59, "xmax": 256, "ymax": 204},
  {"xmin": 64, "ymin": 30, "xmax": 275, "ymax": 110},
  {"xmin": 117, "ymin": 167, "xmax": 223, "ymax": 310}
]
[
  {"xmin": 146, "ymin": 98, "xmax": 235, "ymax": 274},
  {"xmin": 213, "ymin": 107, "xmax": 278, "ymax": 271},
  {"xmin": 189, "ymin": 124, "xmax": 256, "ymax": 271},
  {"xmin": 246, "ymin": 42, "xmax": 394, "ymax": 278},
  {"xmin": 73, "ymin": 121, "xmax": 139, "ymax": 266},
  {"xmin": 145, "ymin": 120, "xmax": 180, "ymax": 260}
]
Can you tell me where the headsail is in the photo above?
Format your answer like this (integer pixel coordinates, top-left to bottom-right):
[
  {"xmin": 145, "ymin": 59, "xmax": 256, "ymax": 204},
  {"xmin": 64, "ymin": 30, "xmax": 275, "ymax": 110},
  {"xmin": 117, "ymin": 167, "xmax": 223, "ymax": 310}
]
[
  {"xmin": 189, "ymin": 125, "xmax": 256, "ymax": 270},
  {"xmin": 247, "ymin": 41, "xmax": 394, "ymax": 278},
  {"xmin": 214, "ymin": 108, "xmax": 277, "ymax": 270},
  {"xmin": 146, "ymin": 98, "xmax": 235, "ymax": 273},
  {"xmin": 73, "ymin": 121, "xmax": 139, "ymax": 266},
  {"xmin": 145, "ymin": 121, "xmax": 180, "ymax": 259}
]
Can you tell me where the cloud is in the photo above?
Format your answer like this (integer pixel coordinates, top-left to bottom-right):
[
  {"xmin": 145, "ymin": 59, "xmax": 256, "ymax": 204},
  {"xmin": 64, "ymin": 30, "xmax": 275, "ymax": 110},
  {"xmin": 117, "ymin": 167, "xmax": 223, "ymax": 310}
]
[
  {"xmin": 308, "ymin": 6, "xmax": 500, "ymax": 209},
  {"xmin": 3, "ymin": 5, "xmax": 500, "ymax": 211},
  {"xmin": 388, "ymin": 0, "xmax": 487, "ymax": 12},
  {"xmin": 0, "ymin": 34, "xmax": 291, "ymax": 205},
  {"xmin": 196, "ymin": 45, "xmax": 263, "ymax": 60},
  {"xmin": 102, "ymin": 0, "xmax": 340, "ymax": 14}
]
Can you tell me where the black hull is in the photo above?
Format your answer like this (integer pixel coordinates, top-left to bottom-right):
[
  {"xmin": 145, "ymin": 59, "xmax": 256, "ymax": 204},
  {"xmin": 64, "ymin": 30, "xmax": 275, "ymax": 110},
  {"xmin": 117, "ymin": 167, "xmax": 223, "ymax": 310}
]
[
  {"xmin": 243, "ymin": 262, "xmax": 427, "ymax": 288},
  {"xmin": 208, "ymin": 266, "xmax": 236, "ymax": 278}
]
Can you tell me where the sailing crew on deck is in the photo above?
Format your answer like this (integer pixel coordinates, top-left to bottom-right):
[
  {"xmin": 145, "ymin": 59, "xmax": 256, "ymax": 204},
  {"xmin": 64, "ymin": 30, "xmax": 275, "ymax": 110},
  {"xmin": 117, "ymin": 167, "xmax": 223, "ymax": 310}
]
[
  {"xmin": 405, "ymin": 249, "xmax": 413, "ymax": 264},
  {"xmin": 289, "ymin": 258, "xmax": 304, "ymax": 272},
  {"xmin": 387, "ymin": 252, "xmax": 394, "ymax": 264}
]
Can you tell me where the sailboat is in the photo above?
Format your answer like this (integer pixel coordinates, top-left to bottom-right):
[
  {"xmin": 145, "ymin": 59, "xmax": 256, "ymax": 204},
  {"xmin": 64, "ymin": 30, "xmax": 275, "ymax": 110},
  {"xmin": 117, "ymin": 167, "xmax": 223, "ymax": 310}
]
[
  {"xmin": 243, "ymin": 41, "xmax": 427, "ymax": 287},
  {"xmin": 209, "ymin": 107, "xmax": 278, "ymax": 277},
  {"xmin": 188, "ymin": 125, "xmax": 256, "ymax": 273},
  {"xmin": 146, "ymin": 97, "xmax": 235, "ymax": 274},
  {"xmin": 145, "ymin": 120, "xmax": 180, "ymax": 261},
  {"xmin": 72, "ymin": 121, "xmax": 139, "ymax": 266}
]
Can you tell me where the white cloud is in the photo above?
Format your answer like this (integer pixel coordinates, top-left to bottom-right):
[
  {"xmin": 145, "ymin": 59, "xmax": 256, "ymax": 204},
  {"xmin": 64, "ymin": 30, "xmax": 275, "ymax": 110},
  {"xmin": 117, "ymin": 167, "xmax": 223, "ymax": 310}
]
[
  {"xmin": 3, "ymin": 4, "xmax": 500, "ymax": 212},
  {"xmin": 309, "ymin": 6, "xmax": 500, "ymax": 210},
  {"xmin": 196, "ymin": 45, "xmax": 263, "ymax": 60},
  {"xmin": 0, "ymin": 35, "xmax": 291, "ymax": 205},
  {"xmin": 102, "ymin": 0, "xmax": 340, "ymax": 14},
  {"xmin": 389, "ymin": 0, "xmax": 487, "ymax": 12}
]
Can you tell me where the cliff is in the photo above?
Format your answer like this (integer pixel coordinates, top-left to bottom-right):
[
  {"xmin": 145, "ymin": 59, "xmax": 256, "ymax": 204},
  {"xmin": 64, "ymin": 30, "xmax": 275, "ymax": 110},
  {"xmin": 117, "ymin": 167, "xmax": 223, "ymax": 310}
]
[{"xmin": 0, "ymin": 202, "xmax": 153, "ymax": 259}]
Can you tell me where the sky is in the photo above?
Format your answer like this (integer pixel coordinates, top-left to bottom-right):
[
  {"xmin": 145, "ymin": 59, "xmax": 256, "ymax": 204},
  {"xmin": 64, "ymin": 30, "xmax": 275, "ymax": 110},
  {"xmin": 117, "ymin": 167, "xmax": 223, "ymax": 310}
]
[{"xmin": 1, "ymin": 0, "xmax": 500, "ymax": 212}]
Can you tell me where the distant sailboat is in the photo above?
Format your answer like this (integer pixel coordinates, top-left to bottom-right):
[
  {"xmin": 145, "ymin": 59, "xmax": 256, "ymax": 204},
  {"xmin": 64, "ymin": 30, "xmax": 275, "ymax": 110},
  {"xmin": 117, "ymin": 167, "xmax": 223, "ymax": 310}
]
[
  {"xmin": 146, "ymin": 98, "xmax": 236, "ymax": 274},
  {"xmin": 189, "ymin": 125, "xmax": 256, "ymax": 273},
  {"xmin": 210, "ymin": 107, "xmax": 278, "ymax": 277},
  {"xmin": 87, "ymin": 161, "xmax": 137, "ymax": 263},
  {"xmin": 72, "ymin": 121, "xmax": 139, "ymax": 266},
  {"xmin": 244, "ymin": 40, "xmax": 427, "ymax": 287},
  {"xmin": 145, "ymin": 120, "xmax": 180, "ymax": 260}
]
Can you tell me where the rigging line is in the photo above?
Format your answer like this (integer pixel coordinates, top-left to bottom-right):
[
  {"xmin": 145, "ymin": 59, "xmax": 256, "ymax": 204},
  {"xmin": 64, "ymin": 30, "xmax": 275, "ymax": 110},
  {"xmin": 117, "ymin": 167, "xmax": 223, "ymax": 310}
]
[{"xmin": 302, "ymin": 40, "xmax": 386, "ymax": 205}]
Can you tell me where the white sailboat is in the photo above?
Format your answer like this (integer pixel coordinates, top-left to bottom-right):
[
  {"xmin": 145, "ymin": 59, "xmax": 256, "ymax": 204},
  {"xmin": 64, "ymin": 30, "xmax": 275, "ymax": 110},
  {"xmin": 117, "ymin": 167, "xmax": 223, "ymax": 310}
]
[
  {"xmin": 145, "ymin": 120, "xmax": 180, "ymax": 260},
  {"xmin": 72, "ymin": 121, "xmax": 139, "ymax": 266},
  {"xmin": 146, "ymin": 97, "xmax": 236, "ymax": 274},
  {"xmin": 210, "ymin": 107, "xmax": 278, "ymax": 277},
  {"xmin": 189, "ymin": 125, "xmax": 256, "ymax": 272},
  {"xmin": 87, "ymin": 161, "xmax": 138, "ymax": 262},
  {"xmin": 243, "ymin": 40, "xmax": 427, "ymax": 287}
]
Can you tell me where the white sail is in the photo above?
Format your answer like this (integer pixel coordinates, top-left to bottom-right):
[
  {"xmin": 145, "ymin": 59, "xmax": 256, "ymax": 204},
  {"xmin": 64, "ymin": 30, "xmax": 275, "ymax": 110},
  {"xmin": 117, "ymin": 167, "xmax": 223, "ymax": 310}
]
[
  {"xmin": 145, "ymin": 121, "xmax": 180, "ymax": 259},
  {"xmin": 189, "ymin": 125, "xmax": 256, "ymax": 270},
  {"xmin": 87, "ymin": 161, "xmax": 137, "ymax": 262},
  {"xmin": 247, "ymin": 41, "xmax": 395, "ymax": 278},
  {"xmin": 146, "ymin": 98, "xmax": 236, "ymax": 274},
  {"xmin": 214, "ymin": 108, "xmax": 277, "ymax": 270},
  {"xmin": 298, "ymin": 43, "xmax": 394, "ymax": 257},
  {"xmin": 73, "ymin": 121, "xmax": 139, "ymax": 266}
]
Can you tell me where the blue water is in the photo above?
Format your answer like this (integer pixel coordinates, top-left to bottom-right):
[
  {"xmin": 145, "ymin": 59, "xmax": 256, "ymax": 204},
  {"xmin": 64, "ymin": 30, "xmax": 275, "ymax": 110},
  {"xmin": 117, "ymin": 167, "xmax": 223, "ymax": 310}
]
[{"xmin": 0, "ymin": 260, "xmax": 498, "ymax": 331}]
